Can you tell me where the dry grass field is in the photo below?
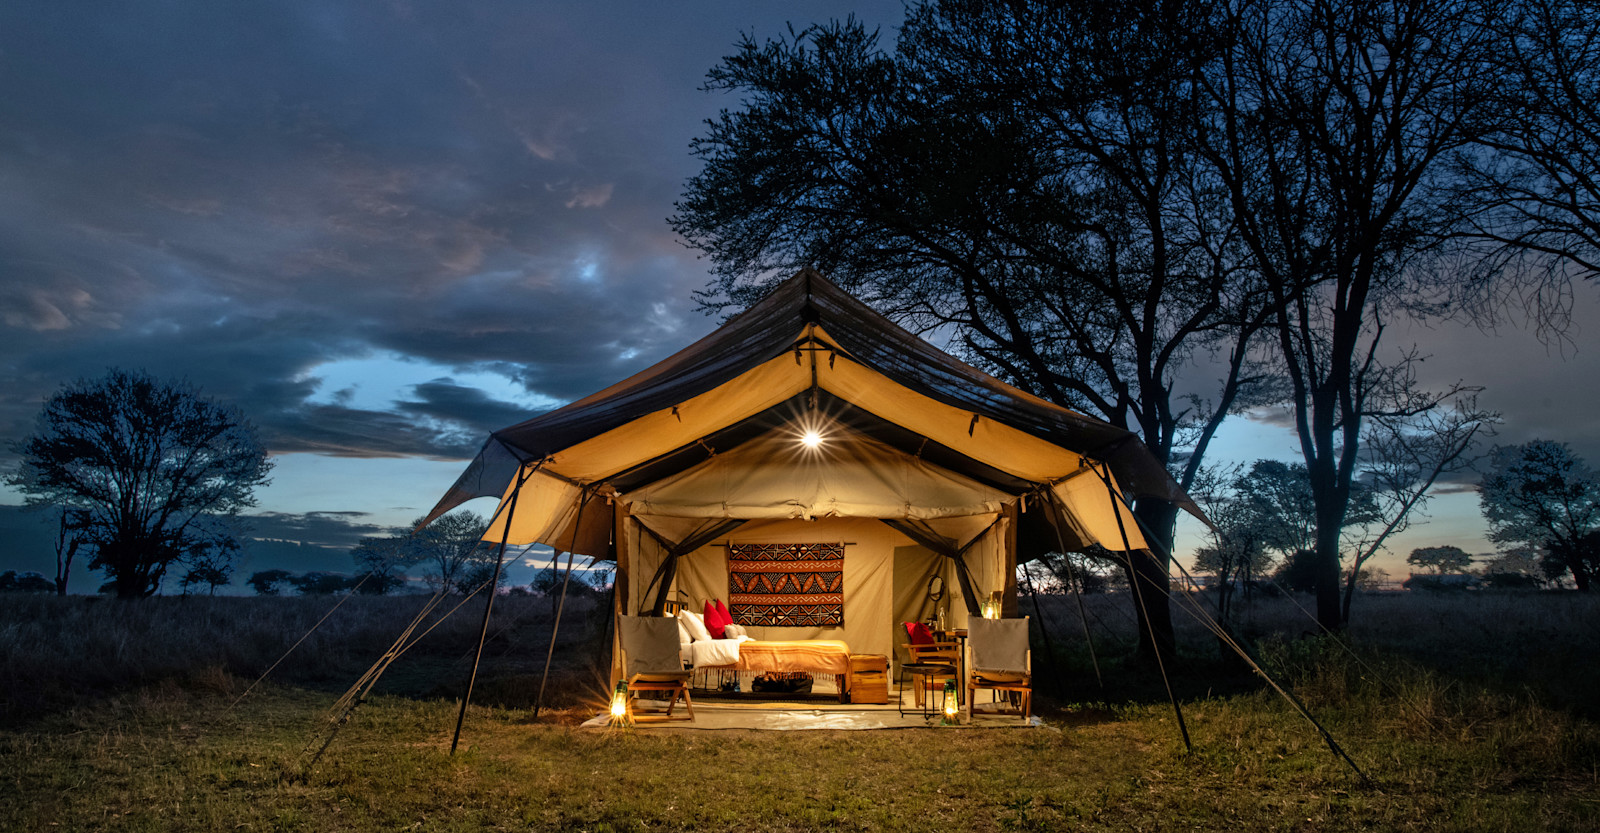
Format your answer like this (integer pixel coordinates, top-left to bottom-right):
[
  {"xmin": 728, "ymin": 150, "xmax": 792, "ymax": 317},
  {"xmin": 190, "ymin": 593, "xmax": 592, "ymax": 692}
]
[{"xmin": 1, "ymin": 589, "xmax": 1597, "ymax": 832}]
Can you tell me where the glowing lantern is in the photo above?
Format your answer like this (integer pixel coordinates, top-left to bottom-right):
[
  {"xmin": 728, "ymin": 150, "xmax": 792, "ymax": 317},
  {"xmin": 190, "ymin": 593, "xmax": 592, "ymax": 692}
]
[
  {"xmin": 609, "ymin": 681, "xmax": 632, "ymax": 727},
  {"xmin": 800, "ymin": 429, "xmax": 824, "ymax": 449},
  {"xmin": 941, "ymin": 680, "xmax": 959, "ymax": 725},
  {"xmin": 982, "ymin": 598, "xmax": 1000, "ymax": 620}
]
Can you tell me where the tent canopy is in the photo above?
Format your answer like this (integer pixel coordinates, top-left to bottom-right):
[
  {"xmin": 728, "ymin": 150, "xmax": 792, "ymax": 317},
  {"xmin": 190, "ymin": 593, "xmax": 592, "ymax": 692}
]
[{"xmin": 424, "ymin": 269, "xmax": 1201, "ymax": 558}]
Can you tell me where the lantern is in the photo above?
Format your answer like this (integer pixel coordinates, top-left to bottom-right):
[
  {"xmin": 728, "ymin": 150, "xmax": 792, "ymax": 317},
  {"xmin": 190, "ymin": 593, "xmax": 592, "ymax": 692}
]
[
  {"xmin": 609, "ymin": 680, "xmax": 632, "ymax": 727},
  {"xmin": 941, "ymin": 680, "xmax": 959, "ymax": 725},
  {"xmin": 982, "ymin": 598, "xmax": 1000, "ymax": 620}
]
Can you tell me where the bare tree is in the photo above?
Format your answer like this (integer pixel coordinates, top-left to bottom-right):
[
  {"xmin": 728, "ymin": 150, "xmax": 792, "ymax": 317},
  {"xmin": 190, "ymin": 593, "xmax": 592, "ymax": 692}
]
[
  {"xmin": 1198, "ymin": 0, "xmax": 1504, "ymax": 630},
  {"xmin": 674, "ymin": 0, "xmax": 1278, "ymax": 657},
  {"xmin": 1341, "ymin": 391, "xmax": 1496, "ymax": 619},
  {"xmin": 1454, "ymin": 0, "xmax": 1600, "ymax": 300}
]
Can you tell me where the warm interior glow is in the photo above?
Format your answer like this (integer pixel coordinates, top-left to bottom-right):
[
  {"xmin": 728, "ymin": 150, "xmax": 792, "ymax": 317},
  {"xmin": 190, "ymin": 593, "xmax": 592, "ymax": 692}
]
[
  {"xmin": 982, "ymin": 599, "xmax": 1000, "ymax": 619},
  {"xmin": 800, "ymin": 429, "xmax": 824, "ymax": 448}
]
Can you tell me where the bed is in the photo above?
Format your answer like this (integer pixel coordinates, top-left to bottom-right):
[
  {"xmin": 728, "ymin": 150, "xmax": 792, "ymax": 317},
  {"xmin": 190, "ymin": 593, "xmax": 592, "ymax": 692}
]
[
  {"xmin": 683, "ymin": 637, "xmax": 851, "ymax": 676},
  {"xmin": 682, "ymin": 637, "xmax": 852, "ymax": 700}
]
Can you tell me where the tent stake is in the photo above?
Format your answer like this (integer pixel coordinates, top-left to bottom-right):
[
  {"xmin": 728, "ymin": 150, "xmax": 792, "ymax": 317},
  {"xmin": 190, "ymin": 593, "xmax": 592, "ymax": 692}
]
[
  {"xmin": 534, "ymin": 487, "xmax": 595, "ymax": 719},
  {"xmin": 450, "ymin": 466, "xmax": 531, "ymax": 755}
]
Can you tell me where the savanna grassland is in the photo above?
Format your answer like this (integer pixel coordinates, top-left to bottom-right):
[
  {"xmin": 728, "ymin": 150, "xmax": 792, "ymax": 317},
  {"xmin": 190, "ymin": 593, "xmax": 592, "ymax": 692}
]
[{"xmin": 1, "ymin": 590, "xmax": 1597, "ymax": 832}]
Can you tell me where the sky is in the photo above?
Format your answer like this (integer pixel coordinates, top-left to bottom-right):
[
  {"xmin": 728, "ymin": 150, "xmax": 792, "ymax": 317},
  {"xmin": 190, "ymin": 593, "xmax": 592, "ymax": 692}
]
[{"xmin": 1, "ymin": 1, "xmax": 1596, "ymax": 591}]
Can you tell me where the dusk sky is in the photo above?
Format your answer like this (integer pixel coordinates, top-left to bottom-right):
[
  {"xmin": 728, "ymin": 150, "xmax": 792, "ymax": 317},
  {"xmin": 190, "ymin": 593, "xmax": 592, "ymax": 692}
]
[{"xmin": 2, "ymin": 1, "xmax": 1596, "ymax": 589}]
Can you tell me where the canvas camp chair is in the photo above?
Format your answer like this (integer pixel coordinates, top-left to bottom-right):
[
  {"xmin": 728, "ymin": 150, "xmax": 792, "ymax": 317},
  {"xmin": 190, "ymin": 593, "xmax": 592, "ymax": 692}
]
[
  {"xmin": 966, "ymin": 616, "xmax": 1031, "ymax": 721},
  {"xmin": 900, "ymin": 621, "xmax": 960, "ymax": 717},
  {"xmin": 617, "ymin": 614, "xmax": 694, "ymax": 722}
]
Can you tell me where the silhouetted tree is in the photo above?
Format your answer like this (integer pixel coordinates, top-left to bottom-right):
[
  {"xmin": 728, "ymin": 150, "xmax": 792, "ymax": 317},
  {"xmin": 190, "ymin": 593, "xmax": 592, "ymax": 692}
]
[
  {"xmin": 8, "ymin": 369, "xmax": 272, "ymax": 598},
  {"xmin": 674, "ymin": 1, "xmax": 1282, "ymax": 657},
  {"xmin": 288, "ymin": 572, "xmax": 359, "ymax": 596},
  {"xmin": 1454, "ymin": 0, "xmax": 1600, "ymax": 292},
  {"xmin": 1274, "ymin": 550, "xmax": 1320, "ymax": 594},
  {"xmin": 1480, "ymin": 440, "xmax": 1600, "ymax": 590},
  {"xmin": 350, "ymin": 535, "xmax": 415, "ymax": 595},
  {"xmin": 52, "ymin": 507, "xmax": 89, "ymax": 596},
  {"xmin": 246, "ymin": 569, "xmax": 294, "ymax": 596},
  {"xmin": 0, "ymin": 571, "xmax": 56, "ymax": 593},
  {"xmin": 1407, "ymin": 545, "xmax": 1475, "ymax": 574},
  {"xmin": 409, "ymin": 511, "xmax": 499, "ymax": 595},
  {"xmin": 1198, "ymin": 0, "xmax": 1504, "ymax": 629}
]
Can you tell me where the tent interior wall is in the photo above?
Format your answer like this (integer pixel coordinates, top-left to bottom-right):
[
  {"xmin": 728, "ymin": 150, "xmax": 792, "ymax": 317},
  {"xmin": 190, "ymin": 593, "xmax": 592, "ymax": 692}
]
[{"xmin": 621, "ymin": 514, "xmax": 1014, "ymax": 677}]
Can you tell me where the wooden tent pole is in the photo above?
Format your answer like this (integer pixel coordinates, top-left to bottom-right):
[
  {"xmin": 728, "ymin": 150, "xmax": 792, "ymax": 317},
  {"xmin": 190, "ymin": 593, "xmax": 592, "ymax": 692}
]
[
  {"xmin": 450, "ymin": 464, "xmax": 533, "ymax": 755},
  {"xmin": 1091, "ymin": 462, "xmax": 1192, "ymax": 753},
  {"xmin": 534, "ymin": 487, "xmax": 595, "ymax": 720}
]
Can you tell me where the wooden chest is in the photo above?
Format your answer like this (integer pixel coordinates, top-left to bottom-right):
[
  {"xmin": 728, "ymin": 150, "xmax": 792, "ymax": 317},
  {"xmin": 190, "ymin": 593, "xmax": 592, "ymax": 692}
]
[{"xmin": 847, "ymin": 654, "xmax": 889, "ymax": 704}]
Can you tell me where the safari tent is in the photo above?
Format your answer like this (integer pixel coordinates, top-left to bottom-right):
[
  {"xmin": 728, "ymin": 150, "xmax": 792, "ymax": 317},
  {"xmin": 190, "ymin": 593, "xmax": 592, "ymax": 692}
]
[{"xmin": 422, "ymin": 269, "xmax": 1201, "ymax": 688}]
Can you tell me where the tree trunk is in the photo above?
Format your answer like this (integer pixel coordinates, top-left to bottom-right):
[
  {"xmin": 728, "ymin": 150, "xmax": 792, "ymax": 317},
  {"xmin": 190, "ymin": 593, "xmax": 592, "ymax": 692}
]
[
  {"xmin": 1128, "ymin": 500, "xmax": 1178, "ymax": 659},
  {"xmin": 1313, "ymin": 509, "xmax": 1344, "ymax": 631}
]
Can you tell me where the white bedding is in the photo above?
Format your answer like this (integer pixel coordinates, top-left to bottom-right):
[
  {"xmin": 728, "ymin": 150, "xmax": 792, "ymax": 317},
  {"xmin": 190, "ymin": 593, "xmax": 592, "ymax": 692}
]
[{"xmin": 681, "ymin": 636, "xmax": 751, "ymax": 667}]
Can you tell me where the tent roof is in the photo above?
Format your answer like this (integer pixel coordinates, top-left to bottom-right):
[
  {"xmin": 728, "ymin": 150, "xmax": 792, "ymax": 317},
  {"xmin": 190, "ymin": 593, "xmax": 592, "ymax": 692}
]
[{"xmin": 425, "ymin": 270, "xmax": 1197, "ymax": 537}]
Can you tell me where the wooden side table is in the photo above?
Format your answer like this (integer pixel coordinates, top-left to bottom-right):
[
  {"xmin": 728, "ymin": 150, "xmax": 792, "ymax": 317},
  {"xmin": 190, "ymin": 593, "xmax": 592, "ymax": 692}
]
[{"xmin": 846, "ymin": 653, "xmax": 889, "ymax": 704}]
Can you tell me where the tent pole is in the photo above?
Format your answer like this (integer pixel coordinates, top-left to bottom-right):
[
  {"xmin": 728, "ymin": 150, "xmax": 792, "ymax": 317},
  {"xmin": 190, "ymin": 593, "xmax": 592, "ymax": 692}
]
[
  {"xmin": 534, "ymin": 487, "xmax": 595, "ymax": 720},
  {"xmin": 450, "ymin": 464, "xmax": 532, "ymax": 755},
  {"xmin": 1118, "ymin": 500, "xmax": 1372, "ymax": 783},
  {"xmin": 1092, "ymin": 462, "xmax": 1192, "ymax": 753},
  {"xmin": 1045, "ymin": 494, "xmax": 1105, "ymax": 689}
]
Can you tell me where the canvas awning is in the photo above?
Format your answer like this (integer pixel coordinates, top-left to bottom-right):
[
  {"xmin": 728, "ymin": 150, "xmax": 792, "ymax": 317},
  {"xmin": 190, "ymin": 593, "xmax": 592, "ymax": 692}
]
[{"xmin": 424, "ymin": 269, "xmax": 1201, "ymax": 556}]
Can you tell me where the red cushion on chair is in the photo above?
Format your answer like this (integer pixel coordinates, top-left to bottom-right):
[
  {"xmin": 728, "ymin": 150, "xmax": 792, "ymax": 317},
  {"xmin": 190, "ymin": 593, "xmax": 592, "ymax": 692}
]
[
  {"xmin": 904, "ymin": 621, "xmax": 935, "ymax": 645},
  {"xmin": 715, "ymin": 598, "xmax": 733, "ymax": 628},
  {"xmin": 703, "ymin": 600, "xmax": 729, "ymax": 639}
]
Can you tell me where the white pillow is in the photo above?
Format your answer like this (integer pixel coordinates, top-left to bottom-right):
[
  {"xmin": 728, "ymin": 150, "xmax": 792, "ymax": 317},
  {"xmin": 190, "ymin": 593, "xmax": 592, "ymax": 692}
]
[
  {"xmin": 678, "ymin": 608, "xmax": 713, "ymax": 642},
  {"xmin": 677, "ymin": 617, "xmax": 692, "ymax": 645},
  {"xmin": 723, "ymin": 623, "xmax": 748, "ymax": 639}
]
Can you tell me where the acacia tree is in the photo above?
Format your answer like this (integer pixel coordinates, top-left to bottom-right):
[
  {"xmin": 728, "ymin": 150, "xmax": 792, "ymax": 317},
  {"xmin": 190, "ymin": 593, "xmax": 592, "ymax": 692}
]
[
  {"xmin": 406, "ymin": 511, "xmax": 499, "ymax": 595},
  {"xmin": 1479, "ymin": 440, "xmax": 1600, "ymax": 590},
  {"xmin": 1406, "ymin": 545, "xmax": 1474, "ymax": 574},
  {"xmin": 1197, "ymin": 0, "xmax": 1504, "ymax": 629},
  {"xmin": 674, "ymin": 0, "xmax": 1278, "ymax": 656},
  {"xmin": 9, "ymin": 369, "xmax": 273, "ymax": 599},
  {"xmin": 350, "ymin": 535, "xmax": 416, "ymax": 594}
]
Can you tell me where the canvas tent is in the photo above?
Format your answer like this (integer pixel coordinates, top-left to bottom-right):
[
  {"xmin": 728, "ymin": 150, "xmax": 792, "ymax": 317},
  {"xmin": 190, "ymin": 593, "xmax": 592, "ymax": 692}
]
[{"xmin": 423, "ymin": 269, "xmax": 1203, "ymax": 683}]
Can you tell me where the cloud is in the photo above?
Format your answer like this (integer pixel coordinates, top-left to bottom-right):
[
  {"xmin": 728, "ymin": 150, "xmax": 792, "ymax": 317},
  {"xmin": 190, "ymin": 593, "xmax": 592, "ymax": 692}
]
[{"xmin": 244, "ymin": 510, "xmax": 402, "ymax": 548}]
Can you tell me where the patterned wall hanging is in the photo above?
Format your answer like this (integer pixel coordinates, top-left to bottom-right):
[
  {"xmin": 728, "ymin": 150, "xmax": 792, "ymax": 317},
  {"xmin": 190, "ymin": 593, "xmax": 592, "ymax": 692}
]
[{"xmin": 727, "ymin": 542, "xmax": 845, "ymax": 627}]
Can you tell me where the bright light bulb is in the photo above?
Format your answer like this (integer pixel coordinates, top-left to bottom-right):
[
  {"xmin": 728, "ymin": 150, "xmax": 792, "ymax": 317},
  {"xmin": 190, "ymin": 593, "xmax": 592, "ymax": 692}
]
[{"xmin": 801, "ymin": 429, "xmax": 823, "ymax": 448}]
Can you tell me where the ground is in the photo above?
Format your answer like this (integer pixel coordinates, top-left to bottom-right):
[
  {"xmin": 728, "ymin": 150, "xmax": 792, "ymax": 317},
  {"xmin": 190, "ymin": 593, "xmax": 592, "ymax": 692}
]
[{"xmin": 1, "ymin": 592, "xmax": 1597, "ymax": 831}]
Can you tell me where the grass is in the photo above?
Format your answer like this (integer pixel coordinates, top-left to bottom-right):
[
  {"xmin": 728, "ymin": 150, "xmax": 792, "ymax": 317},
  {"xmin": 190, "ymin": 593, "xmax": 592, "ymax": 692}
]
[{"xmin": 2, "ymin": 590, "xmax": 1598, "ymax": 831}]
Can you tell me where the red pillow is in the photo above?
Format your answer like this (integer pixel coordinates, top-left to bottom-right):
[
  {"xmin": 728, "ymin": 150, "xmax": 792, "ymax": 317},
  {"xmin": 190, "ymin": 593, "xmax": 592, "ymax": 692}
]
[
  {"xmin": 905, "ymin": 621, "xmax": 935, "ymax": 645},
  {"xmin": 703, "ymin": 600, "xmax": 729, "ymax": 639},
  {"xmin": 715, "ymin": 599, "xmax": 734, "ymax": 628}
]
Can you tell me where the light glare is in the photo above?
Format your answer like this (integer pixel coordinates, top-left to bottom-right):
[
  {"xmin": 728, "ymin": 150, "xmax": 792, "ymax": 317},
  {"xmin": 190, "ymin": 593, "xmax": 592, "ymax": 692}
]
[{"xmin": 801, "ymin": 429, "xmax": 824, "ymax": 448}]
